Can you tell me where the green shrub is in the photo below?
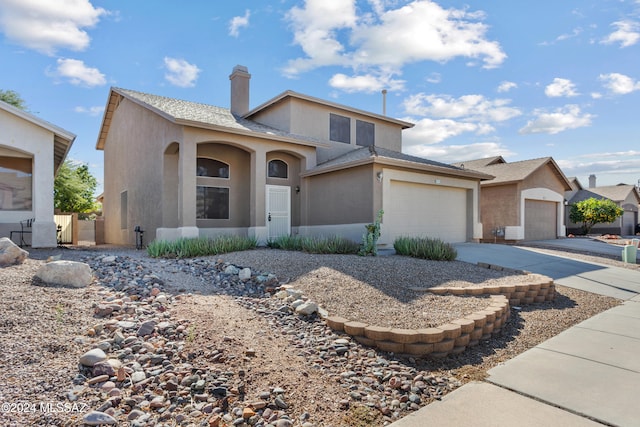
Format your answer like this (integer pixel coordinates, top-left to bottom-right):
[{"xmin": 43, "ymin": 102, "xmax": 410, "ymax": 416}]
[
  {"xmin": 267, "ymin": 234, "xmax": 359, "ymax": 254},
  {"xmin": 147, "ymin": 235, "xmax": 257, "ymax": 258},
  {"xmin": 393, "ymin": 236, "xmax": 457, "ymax": 261},
  {"xmin": 359, "ymin": 209, "xmax": 384, "ymax": 256}
]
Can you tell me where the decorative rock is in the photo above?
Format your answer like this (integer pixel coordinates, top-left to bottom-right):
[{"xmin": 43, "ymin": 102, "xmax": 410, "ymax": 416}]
[
  {"xmin": 36, "ymin": 260, "xmax": 93, "ymax": 288},
  {"xmin": 79, "ymin": 348, "xmax": 107, "ymax": 367},
  {"xmin": 101, "ymin": 256, "xmax": 117, "ymax": 263},
  {"xmin": 83, "ymin": 411, "xmax": 117, "ymax": 425},
  {"xmin": 295, "ymin": 302, "xmax": 318, "ymax": 316},
  {"xmin": 137, "ymin": 320, "xmax": 157, "ymax": 337},
  {"xmin": 0, "ymin": 238, "xmax": 28, "ymax": 266},
  {"xmin": 239, "ymin": 267, "xmax": 252, "ymax": 280},
  {"xmin": 131, "ymin": 371, "xmax": 146, "ymax": 383}
]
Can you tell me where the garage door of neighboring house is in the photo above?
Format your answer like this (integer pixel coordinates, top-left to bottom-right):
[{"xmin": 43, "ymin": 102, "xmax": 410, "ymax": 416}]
[
  {"xmin": 524, "ymin": 199, "xmax": 557, "ymax": 240},
  {"xmin": 386, "ymin": 181, "xmax": 467, "ymax": 243},
  {"xmin": 622, "ymin": 211, "xmax": 636, "ymax": 235}
]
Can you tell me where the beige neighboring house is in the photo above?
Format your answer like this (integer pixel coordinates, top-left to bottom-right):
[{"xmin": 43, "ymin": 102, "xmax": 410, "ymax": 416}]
[
  {"xmin": 0, "ymin": 99, "xmax": 75, "ymax": 247},
  {"xmin": 453, "ymin": 156, "xmax": 572, "ymax": 241},
  {"xmin": 565, "ymin": 175, "xmax": 640, "ymax": 236},
  {"xmin": 96, "ymin": 65, "xmax": 492, "ymax": 247}
]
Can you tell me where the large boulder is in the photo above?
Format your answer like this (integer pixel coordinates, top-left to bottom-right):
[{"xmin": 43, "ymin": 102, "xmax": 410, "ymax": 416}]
[
  {"xmin": 0, "ymin": 237, "xmax": 28, "ymax": 266},
  {"xmin": 36, "ymin": 260, "xmax": 93, "ymax": 288}
]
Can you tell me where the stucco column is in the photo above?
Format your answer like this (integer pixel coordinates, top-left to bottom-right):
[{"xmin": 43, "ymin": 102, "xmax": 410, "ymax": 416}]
[
  {"xmin": 248, "ymin": 148, "xmax": 267, "ymax": 242},
  {"xmin": 176, "ymin": 138, "xmax": 199, "ymax": 238},
  {"xmin": 32, "ymin": 146, "xmax": 57, "ymax": 247}
]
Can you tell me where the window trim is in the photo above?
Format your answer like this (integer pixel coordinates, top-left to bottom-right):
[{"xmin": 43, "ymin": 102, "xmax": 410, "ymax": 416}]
[{"xmin": 267, "ymin": 159, "xmax": 289, "ymax": 179}]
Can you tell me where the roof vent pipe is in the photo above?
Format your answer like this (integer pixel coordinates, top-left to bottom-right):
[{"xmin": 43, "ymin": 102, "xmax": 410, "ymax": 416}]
[{"xmin": 382, "ymin": 89, "xmax": 387, "ymax": 116}]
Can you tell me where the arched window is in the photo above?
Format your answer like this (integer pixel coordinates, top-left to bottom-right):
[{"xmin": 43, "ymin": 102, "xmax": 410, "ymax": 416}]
[
  {"xmin": 197, "ymin": 158, "xmax": 229, "ymax": 178},
  {"xmin": 268, "ymin": 159, "xmax": 288, "ymax": 179}
]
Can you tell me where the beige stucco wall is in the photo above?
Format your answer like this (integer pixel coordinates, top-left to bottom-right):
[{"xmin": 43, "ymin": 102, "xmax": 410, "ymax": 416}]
[
  {"xmin": 102, "ymin": 98, "xmax": 184, "ymax": 245},
  {"xmin": 250, "ymin": 97, "xmax": 404, "ymax": 163},
  {"xmin": 304, "ymin": 164, "xmax": 374, "ymax": 226},
  {"xmin": 0, "ymin": 109, "xmax": 57, "ymax": 247}
]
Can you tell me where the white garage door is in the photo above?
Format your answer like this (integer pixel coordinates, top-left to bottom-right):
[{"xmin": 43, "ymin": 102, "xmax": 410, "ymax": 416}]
[
  {"xmin": 524, "ymin": 199, "xmax": 557, "ymax": 240},
  {"xmin": 386, "ymin": 181, "xmax": 468, "ymax": 243}
]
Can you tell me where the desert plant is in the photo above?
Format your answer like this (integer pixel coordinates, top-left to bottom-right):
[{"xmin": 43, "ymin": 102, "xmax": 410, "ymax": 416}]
[
  {"xmin": 268, "ymin": 234, "xmax": 359, "ymax": 254},
  {"xmin": 393, "ymin": 236, "xmax": 457, "ymax": 261},
  {"xmin": 359, "ymin": 209, "xmax": 384, "ymax": 256},
  {"xmin": 147, "ymin": 235, "xmax": 257, "ymax": 258}
]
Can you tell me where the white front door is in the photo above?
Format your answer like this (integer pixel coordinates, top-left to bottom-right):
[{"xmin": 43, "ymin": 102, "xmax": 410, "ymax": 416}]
[{"xmin": 266, "ymin": 185, "xmax": 291, "ymax": 240}]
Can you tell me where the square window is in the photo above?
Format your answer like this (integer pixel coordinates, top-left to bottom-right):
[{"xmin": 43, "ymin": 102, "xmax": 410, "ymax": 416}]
[
  {"xmin": 197, "ymin": 186, "xmax": 229, "ymax": 219},
  {"xmin": 330, "ymin": 113, "xmax": 350, "ymax": 144},
  {"xmin": 356, "ymin": 120, "xmax": 375, "ymax": 147}
]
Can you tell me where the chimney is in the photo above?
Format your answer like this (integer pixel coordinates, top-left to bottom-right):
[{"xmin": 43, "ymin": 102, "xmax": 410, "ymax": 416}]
[
  {"xmin": 230, "ymin": 65, "xmax": 251, "ymax": 116},
  {"xmin": 589, "ymin": 174, "xmax": 596, "ymax": 188}
]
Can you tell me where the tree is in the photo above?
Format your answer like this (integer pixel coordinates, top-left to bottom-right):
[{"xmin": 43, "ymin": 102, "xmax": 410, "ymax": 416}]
[
  {"xmin": 0, "ymin": 89, "xmax": 27, "ymax": 110},
  {"xmin": 569, "ymin": 197, "xmax": 624, "ymax": 235},
  {"xmin": 54, "ymin": 160, "xmax": 99, "ymax": 214}
]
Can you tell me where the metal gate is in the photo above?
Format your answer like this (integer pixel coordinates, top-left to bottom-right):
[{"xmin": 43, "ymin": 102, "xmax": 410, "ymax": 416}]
[{"xmin": 54, "ymin": 214, "xmax": 73, "ymax": 244}]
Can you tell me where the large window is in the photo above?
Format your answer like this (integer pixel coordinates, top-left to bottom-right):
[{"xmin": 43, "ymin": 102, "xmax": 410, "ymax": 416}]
[
  {"xmin": 356, "ymin": 120, "xmax": 375, "ymax": 147},
  {"xmin": 197, "ymin": 186, "xmax": 229, "ymax": 219},
  {"xmin": 197, "ymin": 158, "xmax": 229, "ymax": 178},
  {"xmin": 268, "ymin": 159, "xmax": 288, "ymax": 179},
  {"xmin": 330, "ymin": 113, "xmax": 351, "ymax": 144},
  {"xmin": 0, "ymin": 156, "xmax": 32, "ymax": 211}
]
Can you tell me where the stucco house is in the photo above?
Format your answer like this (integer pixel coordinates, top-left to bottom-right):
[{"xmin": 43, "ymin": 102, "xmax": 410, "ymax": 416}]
[
  {"xmin": 0, "ymin": 99, "xmax": 75, "ymax": 247},
  {"xmin": 96, "ymin": 65, "xmax": 492, "ymax": 247},
  {"xmin": 565, "ymin": 175, "xmax": 640, "ymax": 236},
  {"xmin": 452, "ymin": 156, "xmax": 572, "ymax": 241}
]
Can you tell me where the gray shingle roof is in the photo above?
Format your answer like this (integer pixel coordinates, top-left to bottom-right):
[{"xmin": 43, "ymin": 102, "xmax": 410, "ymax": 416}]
[
  {"xmin": 308, "ymin": 146, "xmax": 492, "ymax": 179},
  {"xmin": 451, "ymin": 156, "xmax": 505, "ymax": 169},
  {"xmin": 453, "ymin": 157, "xmax": 570, "ymax": 189},
  {"xmin": 570, "ymin": 184, "xmax": 640, "ymax": 203},
  {"xmin": 114, "ymin": 88, "xmax": 323, "ymax": 145}
]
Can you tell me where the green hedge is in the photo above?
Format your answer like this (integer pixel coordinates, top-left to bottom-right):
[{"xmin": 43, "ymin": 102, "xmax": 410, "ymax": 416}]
[{"xmin": 267, "ymin": 234, "xmax": 360, "ymax": 254}]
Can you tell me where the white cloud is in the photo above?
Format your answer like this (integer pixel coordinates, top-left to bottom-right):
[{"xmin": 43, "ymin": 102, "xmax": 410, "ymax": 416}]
[
  {"xmin": 283, "ymin": 0, "xmax": 506, "ymax": 82},
  {"xmin": 497, "ymin": 81, "xmax": 517, "ymax": 93},
  {"xmin": 599, "ymin": 72, "xmax": 640, "ymax": 94},
  {"xmin": 402, "ymin": 118, "xmax": 488, "ymax": 146},
  {"xmin": 74, "ymin": 105, "xmax": 105, "ymax": 116},
  {"xmin": 557, "ymin": 152, "xmax": 640, "ymax": 183},
  {"xmin": 545, "ymin": 78, "xmax": 579, "ymax": 97},
  {"xmin": 405, "ymin": 142, "xmax": 515, "ymax": 164},
  {"xmin": 329, "ymin": 72, "xmax": 405, "ymax": 93},
  {"xmin": 403, "ymin": 93, "xmax": 521, "ymax": 122},
  {"xmin": 519, "ymin": 105, "xmax": 594, "ymax": 135},
  {"xmin": 601, "ymin": 20, "xmax": 640, "ymax": 48},
  {"xmin": 50, "ymin": 58, "xmax": 106, "ymax": 87},
  {"xmin": 0, "ymin": 0, "xmax": 107, "ymax": 55},
  {"xmin": 229, "ymin": 9, "xmax": 250, "ymax": 37},
  {"xmin": 163, "ymin": 57, "xmax": 201, "ymax": 88},
  {"xmin": 426, "ymin": 73, "xmax": 442, "ymax": 84}
]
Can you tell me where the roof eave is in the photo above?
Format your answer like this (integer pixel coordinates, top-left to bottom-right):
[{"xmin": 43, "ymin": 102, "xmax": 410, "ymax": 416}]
[
  {"xmin": 245, "ymin": 90, "xmax": 415, "ymax": 129},
  {"xmin": 174, "ymin": 118, "xmax": 331, "ymax": 148},
  {"xmin": 302, "ymin": 156, "xmax": 493, "ymax": 179}
]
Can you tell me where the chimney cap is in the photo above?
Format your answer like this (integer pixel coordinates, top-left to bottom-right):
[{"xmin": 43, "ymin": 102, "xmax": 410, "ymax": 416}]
[{"xmin": 231, "ymin": 65, "xmax": 250, "ymax": 76}]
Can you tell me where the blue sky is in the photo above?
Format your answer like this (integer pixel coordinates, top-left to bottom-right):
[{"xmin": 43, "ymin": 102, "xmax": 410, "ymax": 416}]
[{"xmin": 1, "ymin": 0, "xmax": 639, "ymax": 194}]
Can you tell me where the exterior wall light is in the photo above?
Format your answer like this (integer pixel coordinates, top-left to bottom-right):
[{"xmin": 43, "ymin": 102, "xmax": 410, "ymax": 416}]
[
  {"xmin": 376, "ymin": 172, "xmax": 383, "ymax": 182},
  {"xmin": 295, "ymin": 185, "xmax": 300, "ymax": 193}
]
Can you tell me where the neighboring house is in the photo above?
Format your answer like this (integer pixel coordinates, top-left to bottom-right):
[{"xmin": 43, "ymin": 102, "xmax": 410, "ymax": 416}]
[
  {"xmin": 0, "ymin": 100, "xmax": 75, "ymax": 247},
  {"xmin": 565, "ymin": 175, "xmax": 640, "ymax": 235},
  {"xmin": 452, "ymin": 156, "xmax": 572, "ymax": 241},
  {"xmin": 96, "ymin": 65, "xmax": 492, "ymax": 247}
]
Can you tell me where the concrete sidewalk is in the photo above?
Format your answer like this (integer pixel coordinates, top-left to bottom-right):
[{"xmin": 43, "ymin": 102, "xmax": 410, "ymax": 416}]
[{"xmin": 389, "ymin": 240, "xmax": 640, "ymax": 427}]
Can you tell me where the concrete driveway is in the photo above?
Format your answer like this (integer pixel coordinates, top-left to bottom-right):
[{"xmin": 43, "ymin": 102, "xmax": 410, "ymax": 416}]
[{"xmin": 454, "ymin": 238, "xmax": 640, "ymax": 300}]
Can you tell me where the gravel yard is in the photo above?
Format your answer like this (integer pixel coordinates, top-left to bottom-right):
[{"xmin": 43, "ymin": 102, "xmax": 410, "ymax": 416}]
[{"xmin": 0, "ymin": 245, "xmax": 623, "ymax": 426}]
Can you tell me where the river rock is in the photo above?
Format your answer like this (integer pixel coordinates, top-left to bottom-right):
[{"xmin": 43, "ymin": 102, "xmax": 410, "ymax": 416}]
[
  {"xmin": 36, "ymin": 260, "xmax": 93, "ymax": 287},
  {"xmin": 80, "ymin": 348, "xmax": 107, "ymax": 367},
  {"xmin": 0, "ymin": 238, "xmax": 28, "ymax": 266}
]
